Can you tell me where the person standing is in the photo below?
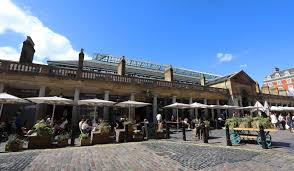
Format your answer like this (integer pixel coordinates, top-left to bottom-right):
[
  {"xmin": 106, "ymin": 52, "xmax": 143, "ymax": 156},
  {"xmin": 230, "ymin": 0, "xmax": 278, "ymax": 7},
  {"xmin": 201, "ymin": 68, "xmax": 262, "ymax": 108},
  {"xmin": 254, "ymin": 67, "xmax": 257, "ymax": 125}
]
[
  {"xmin": 278, "ymin": 114, "xmax": 286, "ymax": 130},
  {"xmin": 270, "ymin": 113, "xmax": 278, "ymax": 128},
  {"xmin": 286, "ymin": 113, "xmax": 293, "ymax": 133}
]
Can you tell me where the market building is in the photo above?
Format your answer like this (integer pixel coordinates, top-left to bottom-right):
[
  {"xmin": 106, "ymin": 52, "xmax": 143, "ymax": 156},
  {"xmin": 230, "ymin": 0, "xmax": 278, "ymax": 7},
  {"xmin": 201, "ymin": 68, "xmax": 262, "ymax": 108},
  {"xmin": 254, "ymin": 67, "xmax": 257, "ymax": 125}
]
[{"xmin": 0, "ymin": 37, "xmax": 294, "ymax": 127}]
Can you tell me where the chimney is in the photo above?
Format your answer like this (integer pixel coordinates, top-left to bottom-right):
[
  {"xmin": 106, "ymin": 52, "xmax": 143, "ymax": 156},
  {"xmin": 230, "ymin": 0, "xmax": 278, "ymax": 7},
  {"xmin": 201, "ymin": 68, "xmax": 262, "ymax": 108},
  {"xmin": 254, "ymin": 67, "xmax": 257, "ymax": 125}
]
[
  {"xmin": 255, "ymin": 82, "xmax": 260, "ymax": 93},
  {"xmin": 200, "ymin": 74, "xmax": 206, "ymax": 86},
  {"xmin": 78, "ymin": 48, "xmax": 84, "ymax": 70},
  {"xmin": 117, "ymin": 56, "xmax": 126, "ymax": 75},
  {"xmin": 19, "ymin": 36, "xmax": 35, "ymax": 63},
  {"xmin": 164, "ymin": 65, "xmax": 174, "ymax": 82},
  {"xmin": 274, "ymin": 67, "xmax": 280, "ymax": 72}
]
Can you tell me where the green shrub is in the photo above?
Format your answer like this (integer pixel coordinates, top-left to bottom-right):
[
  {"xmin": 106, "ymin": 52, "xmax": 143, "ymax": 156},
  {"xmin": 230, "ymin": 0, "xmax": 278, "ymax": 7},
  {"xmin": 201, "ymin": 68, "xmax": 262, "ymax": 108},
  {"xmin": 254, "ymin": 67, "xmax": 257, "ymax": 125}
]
[
  {"xmin": 55, "ymin": 132, "xmax": 70, "ymax": 141},
  {"xmin": 96, "ymin": 121, "xmax": 111, "ymax": 135},
  {"xmin": 33, "ymin": 123, "xmax": 53, "ymax": 136},
  {"xmin": 5, "ymin": 136, "xmax": 24, "ymax": 152},
  {"xmin": 79, "ymin": 133, "xmax": 89, "ymax": 140},
  {"xmin": 225, "ymin": 117, "xmax": 240, "ymax": 129},
  {"xmin": 239, "ymin": 117, "xmax": 253, "ymax": 128}
]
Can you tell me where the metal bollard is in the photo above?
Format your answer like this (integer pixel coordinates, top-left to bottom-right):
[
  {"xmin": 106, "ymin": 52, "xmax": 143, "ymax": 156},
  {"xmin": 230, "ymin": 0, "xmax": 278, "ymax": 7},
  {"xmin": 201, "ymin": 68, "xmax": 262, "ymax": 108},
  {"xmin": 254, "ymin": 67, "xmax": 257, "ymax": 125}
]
[
  {"xmin": 225, "ymin": 125, "xmax": 232, "ymax": 146},
  {"xmin": 144, "ymin": 123, "xmax": 148, "ymax": 140},
  {"xmin": 203, "ymin": 122, "xmax": 208, "ymax": 143},
  {"xmin": 182, "ymin": 123, "xmax": 186, "ymax": 141},
  {"xmin": 70, "ymin": 125, "xmax": 75, "ymax": 146},
  {"xmin": 259, "ymin": 125, "xmax": 268, "ymax": 149},
  {"xmin": 124, "ymin": 124, "xmax": 128, "ymax": 143},
  {"xmin": 166, "ymin": 124, "xmax": 170, "ymax": 139}
]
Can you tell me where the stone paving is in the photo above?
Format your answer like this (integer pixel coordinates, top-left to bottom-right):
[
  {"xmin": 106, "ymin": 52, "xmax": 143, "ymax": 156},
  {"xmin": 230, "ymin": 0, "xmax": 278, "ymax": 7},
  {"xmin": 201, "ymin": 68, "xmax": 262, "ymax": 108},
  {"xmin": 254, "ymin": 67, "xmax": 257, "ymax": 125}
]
[{"xmin": 0, "ymin": 130, "xmax": 293, "ymax": 171}]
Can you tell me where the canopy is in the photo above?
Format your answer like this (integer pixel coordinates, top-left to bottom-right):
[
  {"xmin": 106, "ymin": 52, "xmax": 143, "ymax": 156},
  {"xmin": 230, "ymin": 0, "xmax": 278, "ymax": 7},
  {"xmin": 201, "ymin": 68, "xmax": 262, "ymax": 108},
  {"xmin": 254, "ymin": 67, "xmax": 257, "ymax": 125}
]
[
  {"xmin": 0, "ymin": 93, "xmax": 29, "ymax": 119},
  {"xmin": 207, "ymin": 105, "xmax": 224, "ymax": 109},
  {"xmin": 163, "ymin": 102, "xmax": 191, "ymax": 109},
  {"xmin": 25, "ymin": 96, "xmax": 73, "ymax": 125},
  {"xmin": 115, "ymin": 100, "xmax": 151, "ymax": 120},
  {"xmin": 190, "ymin": 102, "xmax": 208, "ymax": 108},
  {"xmin": 78, "ymin": 98, "xmax": 115, "ymax": 106},
  {"xmin": 220, "ymin": 105, "xmax": 239, "ymax": 109},
  {"xmin": 0, "ymin": 93, "xmax": 28, "ymax": 104},
  {"xmin": 270, "ymin": 106, "xmax": 283, "ymax": 112},
  {"xmin": 25, "ymin": 96, "xmax": 73, "ymax": 105},
  {"xmin": 236, "ymin": 106, "xmax": 259, "ymax": 110},
  {"xmin": 115, "ymin": 100, "xmax": 151, "ymax": 108},
  {"xmin": 253, "ymin": 101, "xmax": 265, "ymax": 112}
]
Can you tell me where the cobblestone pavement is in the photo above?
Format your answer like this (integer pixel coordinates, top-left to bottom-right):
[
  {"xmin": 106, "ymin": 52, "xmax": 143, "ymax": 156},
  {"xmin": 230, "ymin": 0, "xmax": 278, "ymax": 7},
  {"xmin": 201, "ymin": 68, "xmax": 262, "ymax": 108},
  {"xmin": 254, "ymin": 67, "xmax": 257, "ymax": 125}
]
[
  {"xmin": 0, "ymin": 141, "xmax": 293, "ymax": 171},
  {"xmin": 0, "ymin": 130, "xmax": 293, "ymax": 171}
]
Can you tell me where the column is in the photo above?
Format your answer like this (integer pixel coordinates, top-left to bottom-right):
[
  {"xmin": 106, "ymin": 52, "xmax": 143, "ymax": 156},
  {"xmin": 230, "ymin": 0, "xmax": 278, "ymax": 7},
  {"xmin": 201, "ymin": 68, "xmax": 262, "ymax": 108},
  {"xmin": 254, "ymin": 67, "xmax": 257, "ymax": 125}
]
[
  {"xmin": 103, "ymin": 91, "xmax": 110, "ymax": 121},
  {"xmin": 35, "ymin": 86, "xmax": 46, "ymax": 121},
  {"xmin": 71, "ymin": 88, "xmax": 80, "ymax": 127},
  {"xmin": 130, "ymin": 93, "xmax": 135, "ymax": 121},
  {"xmin": 204, "ymin": 99, "xmax": 208, "ymax": 119},
  {"xmin": 189, "ymin": 97, "xmax": 194, "ymax": 119},
  {"xmin": 153, "ymin": 95, "xmax": 158, "ymax": 123},
  {"xmin": 216, "ymin": 100, "xmax": 221, "ymax": 120},
  {"xmin": 0, "ymin": 83, "xmax": 4, "ymax": 93},
  {"xmin": 172, "ymin": 96, "xmax": 177, "ymax": 117}
]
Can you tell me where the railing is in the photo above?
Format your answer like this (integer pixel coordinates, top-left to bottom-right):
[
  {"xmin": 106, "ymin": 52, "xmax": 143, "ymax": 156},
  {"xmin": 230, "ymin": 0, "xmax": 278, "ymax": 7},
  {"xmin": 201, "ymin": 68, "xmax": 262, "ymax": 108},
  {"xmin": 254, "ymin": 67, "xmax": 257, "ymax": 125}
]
[{"xmin": 0, "ymin": 60, "xmax": 229, "ymax": 95}]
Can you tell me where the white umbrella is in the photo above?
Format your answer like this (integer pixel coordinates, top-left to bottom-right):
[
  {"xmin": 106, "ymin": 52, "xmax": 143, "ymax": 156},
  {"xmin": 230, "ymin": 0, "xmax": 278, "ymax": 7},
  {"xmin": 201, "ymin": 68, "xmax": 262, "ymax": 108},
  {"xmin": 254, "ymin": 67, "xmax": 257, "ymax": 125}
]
[
  {"xmin": 25, "ymin": 96, "xmax": 73, "ymax": 125},
  {"xmin": 190, "ymin": 102, "xmax": 209, "ymax": 109},
  {"xmin": 115, "ymin": 100, "xmax": 151, "ymax": 120},
  {"xmin": 270, "ymin": 106, "xmax": 283, "ymax": 112},
  {"xmin": 0, "ymin": 93, "xmax": 28, "ymax": 119},
  {"xmin": 236, "ymin": 106, "xmax": 259, "ymax": 110},
  {"xmin": 220, "ymin": 105, "xmax": 239, "ymax": 109},
  {"xmin": 164, "ymin": 102, "xmax": 191, "ymax": 131},
  {"xmin": 207, "ymin": 105, "xmax": 224, "ymax": 109},
  {"xmin": 253, "ymin": 101, "xmax": 265, "ymax": 112},
  {"xmin": 78, "ymin": 98, "xmax": 115, "ymax": 120}
]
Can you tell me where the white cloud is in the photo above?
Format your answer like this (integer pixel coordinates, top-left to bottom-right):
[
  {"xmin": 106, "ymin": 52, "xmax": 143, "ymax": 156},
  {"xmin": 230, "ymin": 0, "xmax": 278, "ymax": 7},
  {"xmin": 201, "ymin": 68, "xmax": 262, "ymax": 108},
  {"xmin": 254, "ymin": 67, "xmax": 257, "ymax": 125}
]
[
  {"xmin": 0, "ymin": 0, "xmax": 90, "ymax": 63},
  {"xmin": 216, "ymin": 53, "xmax": 233, "ymax": 62},
  {"xmin": 240, "ymin": 64, "xmax": 247, "ymax": 68}
]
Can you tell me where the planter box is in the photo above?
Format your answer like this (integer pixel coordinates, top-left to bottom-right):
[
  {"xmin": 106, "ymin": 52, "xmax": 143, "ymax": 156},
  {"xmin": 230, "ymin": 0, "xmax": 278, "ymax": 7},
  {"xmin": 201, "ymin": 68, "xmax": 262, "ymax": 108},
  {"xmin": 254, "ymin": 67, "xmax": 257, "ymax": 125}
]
[
  {"xmin": 57, "ymin": 140, "xmax": 68, "ymax": 148},
  {"xmin": 80, "ymin": 138, "xmax": 91, "ymax": 146},
  {"xmin": 156, "ymin": 131, "xmax": 166, "ymax": 139},
  {"xmin": 133, "ymin": 134, "xmax": 144, "ymax": 142},
  {"xmin": 28, "ymin": 135, "xmax": 51, "ymax": 149},
  {"xmin": 115, "ymin": 129, "xmax": 133, "ymax": 143},
  {"xmin": 91, "ymin": 132, "xmax": 110, "ymax": 144}
]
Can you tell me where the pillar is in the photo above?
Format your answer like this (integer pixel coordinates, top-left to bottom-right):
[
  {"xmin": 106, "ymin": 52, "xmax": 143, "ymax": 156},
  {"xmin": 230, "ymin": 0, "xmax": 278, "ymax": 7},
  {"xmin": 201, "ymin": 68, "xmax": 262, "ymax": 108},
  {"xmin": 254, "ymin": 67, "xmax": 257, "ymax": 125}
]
[
  {"xmin": 216, "ymin": 100, "xmax": 221, "ymax": 119},
  {"xmin": 189, "ymin": 97, "xmax": 194, "ymax": 119},
  {"xmin": 35, "ymin": 86, "xmax": 46, "ymax": 121},
  {"xmin": 153, "ymin": 95, "xmax": 158, "ymax": 123},
  {"xmin": 172, "ymin": 96, "xmax": 176, "ymax": 117},
  {"xmin": 103, "ymin": 90, "xmax": 110, "ymax": 121},
  {"xmin": 204, "ymin": 99, "xmax": 208, "ymax": 119},
  {"xmin": 130, "ymin": 93, "xmax": 135, "ymax": 121},
  {"xmin": 0, "ymin": 83, "xmax": 4, "ymax": 93},
  {"xmin": 71, "ymin": 88, "xmax": 80, "ymax": 126}
]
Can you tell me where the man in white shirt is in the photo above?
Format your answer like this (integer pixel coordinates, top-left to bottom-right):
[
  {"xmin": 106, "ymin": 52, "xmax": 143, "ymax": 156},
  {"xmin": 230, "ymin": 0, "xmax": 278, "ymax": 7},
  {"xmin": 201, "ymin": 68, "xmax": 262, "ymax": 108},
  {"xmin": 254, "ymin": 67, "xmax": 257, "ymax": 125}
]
[
  {"xmin": 156, "ymin": 113, "xmax": 162, "ymax": 123},
  {"xmin": 270, "ymin": 113, "xmax": 278, "ymax": 128}
]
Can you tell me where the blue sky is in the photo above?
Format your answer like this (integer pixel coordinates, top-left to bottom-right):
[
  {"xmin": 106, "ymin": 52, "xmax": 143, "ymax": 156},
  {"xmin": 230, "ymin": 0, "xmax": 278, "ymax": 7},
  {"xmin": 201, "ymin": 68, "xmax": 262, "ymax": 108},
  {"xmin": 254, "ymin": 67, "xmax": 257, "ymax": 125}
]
[{"xmin": 0, "ymin": 0, "xmax": 294, "ymax": 84}]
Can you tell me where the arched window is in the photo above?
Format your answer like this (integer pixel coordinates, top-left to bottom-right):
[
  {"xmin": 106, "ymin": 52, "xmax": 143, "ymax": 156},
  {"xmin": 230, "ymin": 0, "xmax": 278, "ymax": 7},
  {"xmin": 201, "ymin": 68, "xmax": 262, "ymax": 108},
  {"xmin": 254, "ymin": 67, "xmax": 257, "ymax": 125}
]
[{"xmin": 284, "ymin": 71, "xmax": 291, "ymax": 76}]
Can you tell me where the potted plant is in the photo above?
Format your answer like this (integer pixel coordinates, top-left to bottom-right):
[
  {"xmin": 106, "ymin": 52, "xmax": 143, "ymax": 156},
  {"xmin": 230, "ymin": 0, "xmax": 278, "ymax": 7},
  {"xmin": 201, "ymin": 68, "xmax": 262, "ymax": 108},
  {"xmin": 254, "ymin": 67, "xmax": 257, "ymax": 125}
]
[
  {"xmin": 5, "ymin": 135, "xmax": 24, "ymax": 152},
  {"xmin": 123, "ymin": 121, "xmax": 134, "ymax": 133},
  {"xmin": 80, "ymin": 133, "xmax": 91, "ymax": 146},
  {"xmin": 55, "ymin": 132, "xmax": 69, "ymax": 147},
  {"xmin": 28, "ymin": 122, "xmax": 53, "ymax": 149},
  {"xmin": 225, "ymin": 117, "xmax": 240, "ymax": 129},
  {"xmin": 91, "ymin": 121, "xmax": 111, "ymax": 144}
]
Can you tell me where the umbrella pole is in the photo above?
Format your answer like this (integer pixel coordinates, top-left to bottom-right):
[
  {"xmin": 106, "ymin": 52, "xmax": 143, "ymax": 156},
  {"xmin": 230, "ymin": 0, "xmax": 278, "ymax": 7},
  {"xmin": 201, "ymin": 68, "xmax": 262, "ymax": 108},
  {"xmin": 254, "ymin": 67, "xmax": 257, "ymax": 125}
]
[
  {"xmin": 0, "ymin": 103, "xmax": 3, "ymax": 120},
  {"xmin": 51, "ymin": 104, "xmax": 56, "ymax": 125},
  {"xmin": 129, "ymin": 105, "xmax": 131, "ymax": 121},
  {"xmin": 94, "ymin": 106, "xmax": 97, "ymax": 121},
  {"xmin": 177, "ymin": 109, "xmax": 179, "ymax": 132}
]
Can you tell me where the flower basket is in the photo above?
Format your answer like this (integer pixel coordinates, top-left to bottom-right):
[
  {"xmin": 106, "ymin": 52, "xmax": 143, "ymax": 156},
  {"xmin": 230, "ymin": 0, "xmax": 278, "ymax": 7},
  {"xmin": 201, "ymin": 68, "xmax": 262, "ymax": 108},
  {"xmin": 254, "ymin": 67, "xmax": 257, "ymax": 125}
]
[
  {"xmin": 80, "ymin": 133, "xmax": 91, "ymax": 146},
  {"xmin": 28, "ymin": 135, "xmax": 51, "ymax": 149},
  {"xmin": 5, "ymin": 136, "xmax": 24, "ymax": 152},
  {"xmin": 91, "ymin": 131, "xmax": 110, "ymax": 144}
]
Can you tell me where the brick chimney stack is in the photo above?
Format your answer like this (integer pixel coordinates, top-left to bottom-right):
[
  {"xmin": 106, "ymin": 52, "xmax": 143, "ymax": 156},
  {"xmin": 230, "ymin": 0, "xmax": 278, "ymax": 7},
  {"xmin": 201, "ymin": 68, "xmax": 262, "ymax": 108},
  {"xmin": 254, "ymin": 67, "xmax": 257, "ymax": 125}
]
[
  {"xmin": 78, "ymin": 48, "xmax": 84, "ymax": 70},
  {"xmin": 19, "ymin": 36, "xmax": 35, "ymax": 63},
  {"xmin": 164, "ymin": 65, "xmax": 174, "ymax": 82},
  {"xmin": 117, "ymin": 56, "xmax": 126, "ymax": 75},
  {"xmin": 200, "ymin": 74, "xmax": 206, "ymax": 86}
]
